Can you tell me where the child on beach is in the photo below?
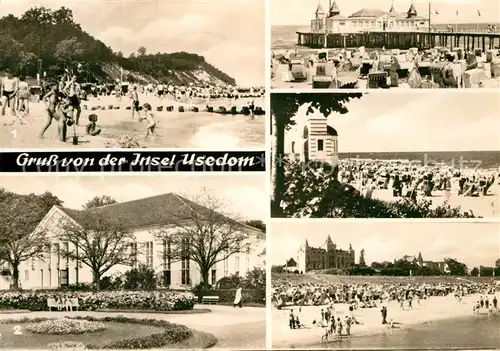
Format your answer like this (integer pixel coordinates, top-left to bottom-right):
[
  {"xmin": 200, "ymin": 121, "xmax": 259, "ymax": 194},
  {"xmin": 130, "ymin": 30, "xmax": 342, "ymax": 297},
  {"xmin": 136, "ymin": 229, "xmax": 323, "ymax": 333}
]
[
  {"xmin": 140, "ymin": 103, "xmax": 157, "ymax": 139},
  {"xmin": 86, "ymin": 114, "xmax": 102, "ymax": 136}
]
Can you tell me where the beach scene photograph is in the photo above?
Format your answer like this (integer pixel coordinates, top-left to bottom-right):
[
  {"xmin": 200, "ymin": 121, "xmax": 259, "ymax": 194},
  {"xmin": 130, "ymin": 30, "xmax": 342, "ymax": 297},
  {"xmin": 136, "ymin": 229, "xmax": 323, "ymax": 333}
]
[
  {"xmin": 0, "ymin": 0, "xmax": 265, "ymax": 149},
  {"xmin": 270, "ymin": 221, "xmax": 500, "ymax": 349},
  {"xmin": 0, "ymin": 173, "xmax": 266, "ymax": 349},
  {"xmin": 271, "ymin": 0, "xmax": 500, "ymax": 89},
  {"xmin": 271, "ymin": 91, "xmax": 500, "ymax": 218}
]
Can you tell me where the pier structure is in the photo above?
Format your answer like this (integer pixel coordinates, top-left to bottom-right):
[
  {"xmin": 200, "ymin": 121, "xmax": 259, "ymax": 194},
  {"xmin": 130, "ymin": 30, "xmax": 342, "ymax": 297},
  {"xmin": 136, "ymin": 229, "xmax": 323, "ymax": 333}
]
[{"xmin": 296, "ymin": 31, "xmax": 500, "ymax": 51}]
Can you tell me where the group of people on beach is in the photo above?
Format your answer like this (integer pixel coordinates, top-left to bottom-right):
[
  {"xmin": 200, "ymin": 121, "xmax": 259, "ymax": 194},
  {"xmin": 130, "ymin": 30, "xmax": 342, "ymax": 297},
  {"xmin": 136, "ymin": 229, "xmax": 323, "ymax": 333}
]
[
  {"xmin": 338, "ymin": 159, "xmax": 497, "ymax": 201},
  {"xmin": 1, "ymin": 69, "xmax": 32, "ymax": 119},
  {"xmin": 273, "ymin": 279, "xmax": 500, "ymax": 340}
]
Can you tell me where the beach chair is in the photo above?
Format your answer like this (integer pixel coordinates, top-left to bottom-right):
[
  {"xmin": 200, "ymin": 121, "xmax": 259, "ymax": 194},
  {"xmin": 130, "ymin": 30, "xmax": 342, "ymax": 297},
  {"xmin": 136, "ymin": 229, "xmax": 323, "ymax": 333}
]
[
  {"xmin": 178, "ymin": 106, "xmax": 184, "ymax": 112},
  {"xmin": 367, "ymin": 72, "xmax": 388, "ymax": 89}
]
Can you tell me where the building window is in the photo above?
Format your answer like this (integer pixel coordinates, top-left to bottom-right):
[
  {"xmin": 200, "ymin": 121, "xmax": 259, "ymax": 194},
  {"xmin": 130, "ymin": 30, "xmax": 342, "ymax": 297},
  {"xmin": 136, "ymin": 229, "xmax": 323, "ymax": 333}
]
[
  {"xmin": 55, "ymin": 243, "xmax": 60, "ymax": 267},
  {"xmin": 24, "ymin": 270, "xmax": 29, "ymax": 281},
  {"xmin": 181, "ymin": 237, "xmax": 190, "ymax": 285},
  {"xmin": 318, "ymin": 139, "xmax": 324, "ymax": 151},
  {"xmin": 291, "ymin": 141, "xmax": 295, "ymax": 153},
  {"xmin": 63, "ymin": 242, "xmax": 69, "ymax": 267},
  {"xmin": 235, "ymin": 254, "xmax": 240, "ymax": 274},
  {"xmin": 224, "ymin": 251, "xmax": 229, "ymax": 277},
  {"xmin": 145, "ymin": 242, "xmax": 154, "ymax": 268},
  {"xmin": 130, "ymin": 243, "xmax": 138, "ymax": 267},
  {"xmin": 163, "ymin": 239, "xmax": 171, "ymax": 286},
  {"xmin": 211, "ymin": 269, "xmax": 217, "ymax": 286},
  {"xmin": 181, "ymin": 258, "xmax": 190, "ymax": 285},
  {"xmin": 40, "ymin": 269, "xmax": 44, "ymax": 287},
  {"xmin": 246, "ymin": 244, "xmax": 251, "ymax": 272}
]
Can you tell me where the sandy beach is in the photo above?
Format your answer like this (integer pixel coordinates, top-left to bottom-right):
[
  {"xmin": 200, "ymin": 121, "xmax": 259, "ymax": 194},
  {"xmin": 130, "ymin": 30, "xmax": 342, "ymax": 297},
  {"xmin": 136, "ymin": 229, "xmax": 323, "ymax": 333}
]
[
  {"xmin": 272, "ymin": 292, "xmax": 499, "ymax": 348},
  {"xmin": 369, "ymin": 184, "xmax": 500, "ymax": 218},
  {"xmin": 0, "ymin": 94, "xmax": 265, "ymax": 149}
]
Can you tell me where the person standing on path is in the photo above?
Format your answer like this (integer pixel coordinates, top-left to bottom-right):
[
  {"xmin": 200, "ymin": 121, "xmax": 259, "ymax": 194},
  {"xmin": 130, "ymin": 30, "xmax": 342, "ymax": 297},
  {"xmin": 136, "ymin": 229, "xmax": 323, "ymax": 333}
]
[{"xmin": 233, "ymin": 287, "xmax": 243, "ymax": 308}]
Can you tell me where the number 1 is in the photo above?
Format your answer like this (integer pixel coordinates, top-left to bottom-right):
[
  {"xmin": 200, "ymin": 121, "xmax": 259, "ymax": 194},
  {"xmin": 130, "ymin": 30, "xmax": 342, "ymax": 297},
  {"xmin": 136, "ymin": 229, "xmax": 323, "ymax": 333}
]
[{"xmin": 11, "ymin": 130, "xmax": 17, "ymax": 138}]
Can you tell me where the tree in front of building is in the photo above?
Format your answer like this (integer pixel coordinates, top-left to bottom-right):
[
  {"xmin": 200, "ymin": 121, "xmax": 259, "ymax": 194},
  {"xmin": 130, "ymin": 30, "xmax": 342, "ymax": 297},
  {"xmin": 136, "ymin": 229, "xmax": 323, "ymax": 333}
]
[
  {"xmin": 57, "ymin": 212, "xmax": 137, "ymax": 290},
  {"xmin": 359, "ymin": 249, "xmax": 366, "ymax": 267},
  {"xmin": 82, "ymin": 195, "xmax": 118, "ymax": 210},
  {"xmin": 444, "ymin": 258, "xmax": 468, "ymax": 276},
  {"xmin": 271, "ymin": 93, "xmax": 363, "ymax": 217},
  {"xmin": 0, "ymin": 189, "xmax": 63, "ymax": 289},
  {"xmin": 152, "ymin": 191, "xmax": 254, "ymax": 290}
]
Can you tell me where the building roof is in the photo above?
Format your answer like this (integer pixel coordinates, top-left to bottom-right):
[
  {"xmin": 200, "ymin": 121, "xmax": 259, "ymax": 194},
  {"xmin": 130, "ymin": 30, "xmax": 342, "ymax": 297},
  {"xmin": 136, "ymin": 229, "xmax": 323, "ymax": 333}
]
[
  {"xmin": 56, "ymin": 193, "xmax": 264, "ymax": 239},
  {"xmin": 349, "ymin": 8, "xmax": 388, "ymax": 18},
  {"xmin": 327, "ymin": 125, "xmax": 338, "ymax": 136},
  {"xmin": 407, "ymin": 3, "xmax": 418, "ymax": 17},
  {"xmin": 329, "ymin": 0, "xmax": 340, "ymax": 14},
  {"xmin": 315, "ymin": 4, "xmax": 325, "ymax": 15}
]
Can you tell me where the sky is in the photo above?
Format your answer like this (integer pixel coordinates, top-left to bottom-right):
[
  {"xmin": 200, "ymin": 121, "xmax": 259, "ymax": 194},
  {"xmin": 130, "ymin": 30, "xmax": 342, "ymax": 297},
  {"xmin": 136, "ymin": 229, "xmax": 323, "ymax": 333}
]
[
  {"xmin": 272, "ymin": 0, "xmax": 500, "ymax": 26},
  {"xmin": 271, "ymin": 221, "xmax": 500, "ymax": 268},
  {"xmin": 0, "ymin": 0, "xmax": 265, "ymax": 87},
  {"xmin": 285, "ymin": 91, "xmax": 500, "ymax": 152},
  {"xmin": 0, "ymin": 173, "xmax": 267, "ymax": 221}
]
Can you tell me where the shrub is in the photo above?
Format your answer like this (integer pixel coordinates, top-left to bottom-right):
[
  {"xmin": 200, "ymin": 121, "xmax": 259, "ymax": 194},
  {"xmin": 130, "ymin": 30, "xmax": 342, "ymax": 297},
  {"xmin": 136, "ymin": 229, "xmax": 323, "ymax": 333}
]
[
  {"xmin": 27, "ymin": 317, "xmax": 106, "ymax": 334},
  {"xmin": 0, "ymin": 290, "xmax": 196, "ymax": 311},
  {"xmin": 280, "ymin": 159, "xmax": 477, "ymax": 218},
  {"xmin": 195, "ymin": 288, "xmax": 265, "ymax": 304},
  {"xmin": 48, "ymin": 341, "xmax": 86, "ymax": 350},
  {"xmin": 123, "ymin": 264, "xmax": 157, "ymax": 290}
]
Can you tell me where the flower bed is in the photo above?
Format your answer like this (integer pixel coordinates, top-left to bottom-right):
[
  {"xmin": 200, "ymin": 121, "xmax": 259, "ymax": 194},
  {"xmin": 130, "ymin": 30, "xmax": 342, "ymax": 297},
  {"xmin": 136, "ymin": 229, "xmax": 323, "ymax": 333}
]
[
  {"xmin": 27, "ymin": 317, "xmax": 106, "ymax": 335},
  {"xmin": 0, "ymin": 290, "xmax": 196, "ymax": 311},
  {"xmin": 2, "ymin": 316, "xmax": 209, "ymax": 349}
]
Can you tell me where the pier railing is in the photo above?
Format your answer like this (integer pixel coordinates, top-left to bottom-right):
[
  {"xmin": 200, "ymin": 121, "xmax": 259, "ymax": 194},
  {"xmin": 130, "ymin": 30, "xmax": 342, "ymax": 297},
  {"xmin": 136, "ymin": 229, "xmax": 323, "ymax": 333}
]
[{"xmin": 297, "ymin": 30, "xmax": 500, "ymax": 51}]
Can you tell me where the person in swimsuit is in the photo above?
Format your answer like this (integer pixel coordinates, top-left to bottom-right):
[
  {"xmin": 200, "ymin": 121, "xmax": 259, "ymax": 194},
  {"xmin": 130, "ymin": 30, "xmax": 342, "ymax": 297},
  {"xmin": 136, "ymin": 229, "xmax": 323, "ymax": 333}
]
[
  {"xmin": 40, "ymin": 84, "xmax": 68, "ymax": 141},
  {"xmin": 1, "ymin": 70, "xmax": 19, "ymax": 116},
  {"xmin": 17, "ymin": 76, "xmax": 31, "ymax": 115},
  {"xmin": 130, "ymin": 85, "xmax": 140, "ymax": 119},
  {"xmin": 157, "ymin": 84, "xmax": 164, "ymax": 100},
  {"xmin": 65, "ymin": 75, "xmax": 81, "ymax": 125},
  {"xmin": 140, "ymin": 103, "xmax": 157, "ymax": 139}
]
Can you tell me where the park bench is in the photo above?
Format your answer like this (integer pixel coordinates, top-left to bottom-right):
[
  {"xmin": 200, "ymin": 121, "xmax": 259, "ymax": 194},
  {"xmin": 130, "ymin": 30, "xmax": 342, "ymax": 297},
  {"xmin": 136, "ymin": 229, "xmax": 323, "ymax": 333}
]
[
  {"xmin": 201, "ymin": 296, "xmax": 219, "ymax": 305},
  {"xmin": 47, "ymin": 298, "xmax": 61, "ymax": 311},
  {"xmin": 69, "ymin": 298, "xmax": 80, "ymax": 311}
]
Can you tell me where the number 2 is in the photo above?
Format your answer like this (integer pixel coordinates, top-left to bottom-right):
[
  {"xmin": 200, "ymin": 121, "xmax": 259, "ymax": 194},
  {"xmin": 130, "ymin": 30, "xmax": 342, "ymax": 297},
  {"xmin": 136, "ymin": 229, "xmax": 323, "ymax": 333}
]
[{"xmin": 13, "ymin": 325, "xmax": 22, "ymax": 335}]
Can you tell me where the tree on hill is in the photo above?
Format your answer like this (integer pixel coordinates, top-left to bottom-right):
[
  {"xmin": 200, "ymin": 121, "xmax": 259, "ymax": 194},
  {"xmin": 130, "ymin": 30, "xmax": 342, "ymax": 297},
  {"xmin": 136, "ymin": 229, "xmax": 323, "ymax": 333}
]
[
  {"xmin": 0, "ymin": 190, "xmax": 63, "ymax": 289},
  {"xmin": 83, "ymin": 195, "xmax": 118, "ymax": 210},
  {"xmin": 444, "ymin": 258, "xmax": 467, "ymax": 276},
  {"xmin": 0, "ymin": 6, "xmax": 236, "ymax": 85},
  {"xmin": 54, "ymin": 37, "xmax": 83, "ymax": 71},
  {"xmin": 137, "ymin": 47, "xmax": 147, "ymax": 56},
  {"xmin": 152, "ymin": 191, "xmax": 254, "ymax": 290},
  {"xmin": 271, "ymin": 93, "xmax": 363, "ymax": 217}
]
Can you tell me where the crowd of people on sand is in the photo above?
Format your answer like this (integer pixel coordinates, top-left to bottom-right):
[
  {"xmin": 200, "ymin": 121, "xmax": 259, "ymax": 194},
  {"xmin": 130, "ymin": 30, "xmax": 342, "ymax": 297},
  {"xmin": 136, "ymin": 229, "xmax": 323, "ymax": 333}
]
[
  {"xmin": 273, "ymin": 280, "xmax": 500, "ymax": 341},
  {"xmin": 1, "ymin": 69, "xmax": 264, "ymax": 143},
  {"xmin": 337, "ymin": 159, "xmax": 497, "ymax": 201},
  {"xmin": 272, "ymin": 44, "xmax": 499, "ymax": 88}
]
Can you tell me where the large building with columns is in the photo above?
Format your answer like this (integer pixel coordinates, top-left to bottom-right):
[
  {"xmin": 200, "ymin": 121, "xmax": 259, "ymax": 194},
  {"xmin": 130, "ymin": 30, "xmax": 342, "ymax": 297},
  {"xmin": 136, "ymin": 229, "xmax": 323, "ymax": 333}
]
[
  {"xmin": 311, "ymin": 0, "xmax": 429, "ymax": 33},
  {"xmin": 297, "ymin": 235, "xmax": 355, "ymax": 272},
  {"xmin": 0, "ymin": 193, "xmax": 265, "ymax": 290}
]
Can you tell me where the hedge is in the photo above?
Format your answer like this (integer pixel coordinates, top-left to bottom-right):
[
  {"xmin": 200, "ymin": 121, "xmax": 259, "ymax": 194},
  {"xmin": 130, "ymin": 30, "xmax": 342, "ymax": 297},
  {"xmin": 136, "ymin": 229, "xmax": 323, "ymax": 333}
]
[
  {"xmin": 0, "ymin": 290, "xmax": 196, "ymax": 311},
  {"xmin": 196, "ymin": 288, "xmax": 265, "ymax": 304}
]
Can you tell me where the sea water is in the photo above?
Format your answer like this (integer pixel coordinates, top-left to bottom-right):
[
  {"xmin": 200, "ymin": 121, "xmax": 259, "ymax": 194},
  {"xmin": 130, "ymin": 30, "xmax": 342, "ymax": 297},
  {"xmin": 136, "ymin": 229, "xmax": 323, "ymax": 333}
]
[{"xmin": 312, "ymin": 314, "xmax": 500, "ymax": 349}]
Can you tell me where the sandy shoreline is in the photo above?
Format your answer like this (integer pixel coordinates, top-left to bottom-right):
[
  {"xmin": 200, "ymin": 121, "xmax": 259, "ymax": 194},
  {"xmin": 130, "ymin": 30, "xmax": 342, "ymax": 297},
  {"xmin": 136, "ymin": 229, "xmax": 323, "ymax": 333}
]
[
  {"xmin": 272, "ymin": 293, "xmax": 499, "ymax": 348},
  {"xmin": 0, "ymin": 94, "xmax": 265, "ymax": 149}
]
